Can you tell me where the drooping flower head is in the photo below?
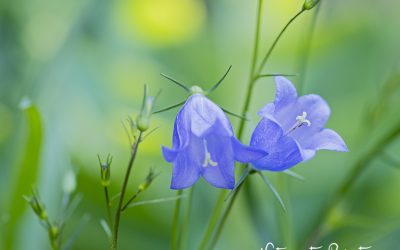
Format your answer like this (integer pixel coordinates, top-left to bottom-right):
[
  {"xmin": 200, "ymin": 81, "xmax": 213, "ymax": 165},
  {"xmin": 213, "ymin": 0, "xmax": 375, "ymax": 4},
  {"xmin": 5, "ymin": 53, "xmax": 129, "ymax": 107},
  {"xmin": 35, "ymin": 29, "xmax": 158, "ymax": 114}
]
[
  {"xmin": 250, "ymin": 76, "xmax": 348, "ymax": 171},
  {"xmin": 162, "ymin": 90, "xmax": 265, "ymax": 189}
]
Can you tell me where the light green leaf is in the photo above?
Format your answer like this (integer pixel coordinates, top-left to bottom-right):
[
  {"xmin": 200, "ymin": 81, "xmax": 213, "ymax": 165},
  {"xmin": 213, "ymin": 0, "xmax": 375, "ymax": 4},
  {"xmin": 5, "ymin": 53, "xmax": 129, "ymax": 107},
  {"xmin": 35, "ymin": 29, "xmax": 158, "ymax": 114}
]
[{"xmin": 3, "ymin": 100, "xmax": 43, "ymax": 250}]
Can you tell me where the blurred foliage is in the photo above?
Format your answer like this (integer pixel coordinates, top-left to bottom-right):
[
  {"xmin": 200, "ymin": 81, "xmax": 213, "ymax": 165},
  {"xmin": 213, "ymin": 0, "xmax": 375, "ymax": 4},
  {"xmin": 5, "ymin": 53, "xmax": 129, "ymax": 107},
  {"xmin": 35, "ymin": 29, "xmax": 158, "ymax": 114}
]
[{"xmin": 1, "ymin": 0, "xmax": 400, "ymax": 249}]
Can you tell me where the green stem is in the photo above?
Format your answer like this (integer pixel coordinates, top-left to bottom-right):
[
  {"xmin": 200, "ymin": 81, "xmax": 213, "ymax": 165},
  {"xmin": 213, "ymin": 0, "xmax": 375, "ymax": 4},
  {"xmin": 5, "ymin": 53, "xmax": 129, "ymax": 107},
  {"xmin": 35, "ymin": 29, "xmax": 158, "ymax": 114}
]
[
  {"xmin": 300, "ymin": 122, "xmax": 400, "ymax": 248},
  {"xmin": 111, "ymin": 132, "xmax": 143, "ymax": 250},
  {"xmin": 198, "ymin": 190, "xmax": 228, "ymax": 250},
  {"xmin": 198, "ymin": 7, "xmax": 307, "ymax": 250},
  {"xmin": 179, "ymin": 188, "xmax": 194, "ymax": 250},
  {"xmin": 171, "ymin": 189, "xmax": 183, "ymax": 250},
  {"xmin": 297, "ymin": 3, "xmax": 321, "ymax": 94},
  {"xmin": 121, "ymin": 190, "xmax": 141, "ymax": 212},
  {"xmin": 255, "ymin": 9, "xmax": 305, "ymax": 76},
  {"xmin": 277, "ymin": 174, "xmax": 294, "ymax": 249},
  {"xmin": 207, "ymin": 181, "xmax": 245, "ymax": 249},
  {"xmin": 104, "ymin": 186, "xmax": 113, "ymax": 230},
  {"xmin": 236, "ymin": 0, "xmax": 264, "ymax": 139}
]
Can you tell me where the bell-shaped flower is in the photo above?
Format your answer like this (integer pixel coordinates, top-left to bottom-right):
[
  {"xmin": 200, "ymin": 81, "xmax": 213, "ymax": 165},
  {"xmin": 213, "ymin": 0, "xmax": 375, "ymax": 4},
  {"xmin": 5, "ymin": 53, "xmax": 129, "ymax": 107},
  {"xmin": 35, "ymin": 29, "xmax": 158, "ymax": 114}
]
[
  {"xmin": 162, "ymin": 93, "xmax": 265, "ymax": 189},
  {"xmin": 250, "ymin": 76, "xmax": 348, "ymax": 171}
]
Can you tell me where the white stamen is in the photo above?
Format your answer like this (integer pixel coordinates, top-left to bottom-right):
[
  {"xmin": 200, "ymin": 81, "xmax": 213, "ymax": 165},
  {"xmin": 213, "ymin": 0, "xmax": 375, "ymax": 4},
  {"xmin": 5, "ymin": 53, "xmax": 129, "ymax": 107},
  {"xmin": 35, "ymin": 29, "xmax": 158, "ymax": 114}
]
[
  {"xmin": 202, "ymin": 140, "xmax": 218, "ymax": 167},
  {"xmin": 296, "ymin": 111, "xmax": 311, "ymax": 127},
  {"xmin": 286, "ymin": 111, "xmax": 312, "ymax": 134}
]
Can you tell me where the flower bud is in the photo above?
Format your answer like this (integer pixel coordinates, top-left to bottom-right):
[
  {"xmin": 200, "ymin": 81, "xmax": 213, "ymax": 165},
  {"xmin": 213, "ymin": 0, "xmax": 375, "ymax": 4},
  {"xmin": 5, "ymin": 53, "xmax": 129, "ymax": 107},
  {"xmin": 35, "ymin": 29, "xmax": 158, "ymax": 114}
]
[
  {"xmin": 48, "ymin": 224, "xmax": 60, "ymax": 241},
  {"xmin": 137, "ymin": 85, "xmax": 157, "ymax": 132},
  {"xmin": 25, "ymin": 194, "xmax": 48, "ymax": 221},
  {"xmin": 303, "ymin": 0, "xmax": 321, "ymax": 10},
  {"xmin": 98, "ymin": 155, "xmax": 112, "ymax": 187},
  {"xmin": 190, "ymin": 85, "xmax": 204, "ymax": 94},
  {"xmin": 138, "ymin": 169, "xmax": 159, "ymax": 192}
]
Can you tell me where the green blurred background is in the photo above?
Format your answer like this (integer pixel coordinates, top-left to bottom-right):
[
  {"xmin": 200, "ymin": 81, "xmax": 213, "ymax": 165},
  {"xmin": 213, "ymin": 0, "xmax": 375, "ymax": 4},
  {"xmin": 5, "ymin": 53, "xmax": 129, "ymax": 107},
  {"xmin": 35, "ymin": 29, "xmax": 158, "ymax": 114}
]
[{"xmin": 1, "ymin": 0, "xmax": 400, "ymax": 249}]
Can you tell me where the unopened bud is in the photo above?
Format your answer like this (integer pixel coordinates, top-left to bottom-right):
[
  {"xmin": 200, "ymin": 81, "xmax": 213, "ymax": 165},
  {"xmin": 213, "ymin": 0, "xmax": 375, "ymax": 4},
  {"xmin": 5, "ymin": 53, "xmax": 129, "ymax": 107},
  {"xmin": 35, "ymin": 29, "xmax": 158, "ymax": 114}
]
[
  {"xmin": 25, "ymin": 194, "xmax": 48, "ymax": 221},
  {"xmin": 98, "ymin": 155, "xmax": 112, "ymax": 187},
  {"xmin": 303, "ymin": 0, "xmax": 321, "ymax": 10},
  {"xmin": 48, "ymin": 224, "xmax": 60, "ymax": 240},
  {"xmin": 190, "ymin": 85, "xmax": 204, "ymax": 95},
  {"xmin": 138, "ymin": 169, "xmax": 159, "ymax": 192},
  {"xmin": 137, "ymin": 95, "xmax": 155, "ymax": 132}
]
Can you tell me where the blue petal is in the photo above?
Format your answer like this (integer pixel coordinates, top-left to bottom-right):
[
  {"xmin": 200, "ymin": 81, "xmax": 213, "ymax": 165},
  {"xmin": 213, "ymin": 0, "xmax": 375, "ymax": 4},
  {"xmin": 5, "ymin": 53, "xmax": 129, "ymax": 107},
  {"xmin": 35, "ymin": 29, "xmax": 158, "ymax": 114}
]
[
  {"xmin": 162, "ymin": 146, "xmax": 178, "ymax": 162},
  {"xmin": 170, "ymin": 134, "xmax": 203, "ymax": 189},
  {"xmin": 250, "ymin": 118, "xmax": 303, "ymax": 171},
  {"xmin": 274, "ymin": 76, "xmax": 298, "ymax": 110},
  {"xmin": 231, "ymin": 137, "xmax": 266, "ymax": 163},
  {"xmin": 201, "ymin": 134, "xmax": 235, "ymax": 189},
  {"xmin": 305, "ymin": 128, "xmax": 349, "ymax": 152},
  {"xmin": 182, "ymin": 94, "xmax": 232, "ymax": 137},
  {"xmin": 276, "ymin": 94, "xmax": 331, "ymax": 145}
]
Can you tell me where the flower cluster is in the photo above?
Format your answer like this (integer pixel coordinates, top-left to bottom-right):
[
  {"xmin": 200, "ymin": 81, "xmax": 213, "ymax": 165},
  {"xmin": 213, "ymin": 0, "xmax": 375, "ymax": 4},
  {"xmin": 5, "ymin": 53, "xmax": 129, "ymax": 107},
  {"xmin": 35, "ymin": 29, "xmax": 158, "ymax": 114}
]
[{"xmin": 162, "ymin": 77, "xmax": 348, "ymax": 189}]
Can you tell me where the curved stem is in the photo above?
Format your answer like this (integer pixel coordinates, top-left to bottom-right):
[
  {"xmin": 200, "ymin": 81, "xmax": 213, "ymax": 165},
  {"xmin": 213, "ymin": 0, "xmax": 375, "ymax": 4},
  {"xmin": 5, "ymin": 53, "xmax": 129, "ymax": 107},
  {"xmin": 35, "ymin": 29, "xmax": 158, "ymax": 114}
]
[
  {"xmin": 111, "ymin": 132, "xmax": 143, "ymax": 250},
  {"xmin": 256, "ymin": 9, "xmax": 305, "ymax": 76},
  {"xmin": 300, "ymin": 122, "xmax": 400, "ymax": 248},
  {"xmin": 171, "ymin": 189, "xmax": 183, "ymax": 250},
  {"xmin": 236, "ymin": 0, "xmax": 264, "ymax": 139},
  {"xmin": 297, "ymin": 3, "xmax": 321, "ymax": 94}
]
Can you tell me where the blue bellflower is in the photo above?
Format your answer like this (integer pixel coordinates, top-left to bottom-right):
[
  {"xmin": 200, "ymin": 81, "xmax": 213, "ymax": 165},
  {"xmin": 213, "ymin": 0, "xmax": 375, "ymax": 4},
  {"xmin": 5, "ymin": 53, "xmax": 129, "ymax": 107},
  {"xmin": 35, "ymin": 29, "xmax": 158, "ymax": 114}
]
[
  {"xmin": 162, "ymin": 93, "xmax": 265, "ymax": 189},
  {"xmin": 250, "ymin": 76, "xmax": 348, "ymax": 171}
]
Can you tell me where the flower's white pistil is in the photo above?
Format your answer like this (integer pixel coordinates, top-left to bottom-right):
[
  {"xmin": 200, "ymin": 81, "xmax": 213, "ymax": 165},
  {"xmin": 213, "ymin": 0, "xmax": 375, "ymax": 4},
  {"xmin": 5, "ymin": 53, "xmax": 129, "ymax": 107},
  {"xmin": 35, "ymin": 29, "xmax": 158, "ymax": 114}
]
[
  {"xmin": 286, "ymin": 111, "xmax": 311, "ymax": 134},
  {"xmin": 202, "ymin": 139, "xmax": 218, "ymax": 167}
]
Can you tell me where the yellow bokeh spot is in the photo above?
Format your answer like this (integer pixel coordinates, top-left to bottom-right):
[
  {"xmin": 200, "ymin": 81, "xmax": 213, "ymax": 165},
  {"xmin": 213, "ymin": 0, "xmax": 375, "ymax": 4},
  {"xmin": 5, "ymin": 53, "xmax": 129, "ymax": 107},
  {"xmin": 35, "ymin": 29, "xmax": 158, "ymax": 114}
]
[{"xmin": 115, "ymin": 0, "xmax": 206, "ymax": 46}]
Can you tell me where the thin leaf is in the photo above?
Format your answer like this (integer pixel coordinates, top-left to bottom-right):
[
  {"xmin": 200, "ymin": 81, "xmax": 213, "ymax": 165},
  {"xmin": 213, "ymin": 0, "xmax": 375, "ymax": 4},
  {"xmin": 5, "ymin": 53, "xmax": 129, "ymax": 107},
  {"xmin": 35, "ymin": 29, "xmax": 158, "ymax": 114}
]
[
  {"xmin": 283, "ymin": 170, "xmax": 305, "ymax": 181},
  {"xmin": 256, "ymin": 73, "xmax": 297, "ymax": 80},
  {"xmin": 220, "ymin": 107, "xmax": 249, "ymax": 121},
  {"xmin": 63, "ymin": 214, "xmax": 91, "ymax": 250},
  {"xmin": 225, "ymin": 166, "xmax": 251, "ymax": 201},
  {"xmin": 153, "ymin": 100, "xmax": 186, "ymax": 114},
  {"xmin": 160, "ymin": 73, "xmax": 191, "ymax": 92},
  {"xmin": 126, "ymin": 195, "xmax": 186, "ymax": 209},
  {"xmin": 100, "ymin": 219, "xmax": 112, "ymax": 239},
  {"xmin": 62, "ymin": 194, "xmax": 83, "ymax": 224},
  {"xmin": 206, "ymin": 65, "xmax": 232, "ymax": 93},
  {"xmin": 258, "ymin": 172, "xmax": 286, "ymax": 211},
  {"xmin": 5, "ymin": 100, "xmax": 43, "ymax": 249}
]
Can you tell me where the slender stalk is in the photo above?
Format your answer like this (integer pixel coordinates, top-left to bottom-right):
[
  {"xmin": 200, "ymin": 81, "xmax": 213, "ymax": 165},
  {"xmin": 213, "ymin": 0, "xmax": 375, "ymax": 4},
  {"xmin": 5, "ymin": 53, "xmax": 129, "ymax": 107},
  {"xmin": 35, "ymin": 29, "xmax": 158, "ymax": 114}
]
[
  {"xmin": 236, "ymin": 0, "xmax": 264, "ymax": 139},
  {"xmin": 198, "ymin": 190, "xmax": 228, "ymax": 250},
  {"xmin": 300, "ymin": 121, "xmax": 400, "ymax": 248},
  {"xmin": 111, "ymin": 132, "xmax": 143, "ymax": 250},
  {"xmin": 207, "ymin": 181, "xmax": 245, "ymax": 250},
  {"xmin": 256, "ymin": 9, "xmax": 305, "ymax": 76},
  {"xmin": 198, "ymin": 7, "xmax": 307, "ymax": 249},
  {"xmin": 171, "ymin": 189, "xmax": 183, "ymax": 250},
  {"xmin": 277, "ymin": 174, "xmax": 294, "ymax": 249},
  {"xmin": 297, "ymin": 3, "xmax": 321, "ymax": 94},
  {"xmin": 179, "ymin": 188, "xmax": 194, "ymax": 250},
  {"xmin": 121, "ymin": 188, "xmax": 143, "ymax": 212},
  {"xmin": 104, "ymin": 187, "xmax": 113, "ymax": 229}
]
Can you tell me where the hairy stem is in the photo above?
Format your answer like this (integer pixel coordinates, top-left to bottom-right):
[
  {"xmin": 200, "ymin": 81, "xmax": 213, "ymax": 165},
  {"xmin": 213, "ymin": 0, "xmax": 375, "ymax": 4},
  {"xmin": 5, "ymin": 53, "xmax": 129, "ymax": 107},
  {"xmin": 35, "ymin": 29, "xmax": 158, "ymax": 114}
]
[{"xmin": 111, "ymin": 132, "xmax": 143, "ymax": 250}]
